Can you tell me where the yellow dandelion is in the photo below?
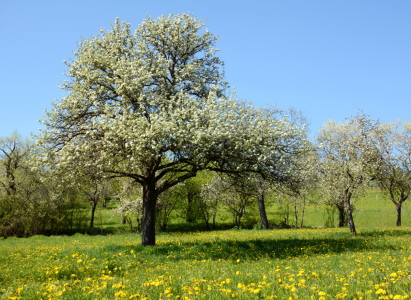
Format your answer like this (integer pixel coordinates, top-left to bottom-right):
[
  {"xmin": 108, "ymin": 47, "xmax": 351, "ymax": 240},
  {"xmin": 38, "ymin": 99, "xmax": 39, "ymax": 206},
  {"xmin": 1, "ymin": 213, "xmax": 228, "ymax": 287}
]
[{"xmin": 375, "ymin": 289, "xmax": 386, "ymax": 295}]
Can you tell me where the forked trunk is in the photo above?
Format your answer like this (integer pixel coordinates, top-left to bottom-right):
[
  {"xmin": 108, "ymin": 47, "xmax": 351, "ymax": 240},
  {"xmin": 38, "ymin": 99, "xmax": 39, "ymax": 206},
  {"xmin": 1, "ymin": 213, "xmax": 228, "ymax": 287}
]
[{"xmin": 141, "ymin": 180, "xmax": 158, "ymax": 246}]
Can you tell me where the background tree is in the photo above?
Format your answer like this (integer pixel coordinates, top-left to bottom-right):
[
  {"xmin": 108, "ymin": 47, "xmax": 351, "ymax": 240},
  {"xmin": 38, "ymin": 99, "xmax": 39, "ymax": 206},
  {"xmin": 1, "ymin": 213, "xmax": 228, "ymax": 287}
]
[
  {"xmin": 39, "ymin": 14, "xmax": 308, "ymax": 245},
  {"xmin": 0, "ymin": 133, "xmax": 52, "ymax": 237},
  {"xmin": 178, "ymin": 176, "xmax": 204, "ymax": 224},
  {"xmin": 374, "ymin": 121, "xmax": 411, "ymax": 226},
  {"xmin": 156, "ymin": 183, "xmax": 183, "ymax": 231},
  {"xmin": 220, "ymin": 175, "xmax": 257, "ymax": 227},
  {"xmin": 275, "ymin": 149, "xmax": 319, "ymax": 228},
  {"xmin": 254, "ymin": 175, "xmax": 271, "ymax": 229},
  {"xmin": 115, "ymin": 178, "xmax": 143, "ymax": 232},
  {"xmin": 317, "ymin": 114, "xmax": 380, "ymax": 234},
  {"xmin": 80, "ymin": 175, "xmax": 113, "ymax": 231},
  {"xmin": 199, "ymin": 174, "xmax": 222, "ymax": 229}
]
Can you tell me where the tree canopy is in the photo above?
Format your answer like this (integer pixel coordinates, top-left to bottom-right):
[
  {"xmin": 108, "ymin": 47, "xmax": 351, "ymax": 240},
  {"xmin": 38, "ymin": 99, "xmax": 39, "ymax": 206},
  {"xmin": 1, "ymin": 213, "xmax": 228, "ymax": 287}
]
[{"xmin": 38, "ymin": 13, "xmax": 309, "ymax": 245}]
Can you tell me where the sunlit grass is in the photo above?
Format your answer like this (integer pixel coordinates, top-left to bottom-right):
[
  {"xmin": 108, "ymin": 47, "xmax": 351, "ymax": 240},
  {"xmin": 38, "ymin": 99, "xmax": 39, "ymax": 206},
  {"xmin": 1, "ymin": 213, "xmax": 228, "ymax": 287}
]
[{"xmin": 1, "ymin": 227, "xmax": 411, "ymax": 299}]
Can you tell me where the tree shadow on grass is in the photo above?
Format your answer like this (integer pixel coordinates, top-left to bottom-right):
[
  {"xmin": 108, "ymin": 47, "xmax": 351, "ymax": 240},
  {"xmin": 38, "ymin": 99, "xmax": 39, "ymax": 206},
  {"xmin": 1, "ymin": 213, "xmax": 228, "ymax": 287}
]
[
  {"xmin": 357, "ymin": 228, "xmax": 411, "ymax": 237},
  {"xmin": 100, "ymin": 229, "xmax": 409, "ymax": 262}
]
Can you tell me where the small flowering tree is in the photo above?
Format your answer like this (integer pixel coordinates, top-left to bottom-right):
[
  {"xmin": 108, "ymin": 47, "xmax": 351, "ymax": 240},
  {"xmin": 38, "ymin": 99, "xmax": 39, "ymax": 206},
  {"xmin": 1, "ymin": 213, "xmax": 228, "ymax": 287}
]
[
  {"xmin": 115, "ymin": 197, "xmax": 143, "ymax": 233},
  {"xmin": 317, "ymin": 114, "xmax": 380, "ymax": 234},
  {"xmin": 38, "ymin": 14, "xmax": 308, "ymax": 245},
  {"xmin": 374, "ymin": 121, "xmax": 411, "ymax": 226},
  {"xmin": 199, "ymin": 174, "xmax": 223, "ymax": 229},
  {"xmin": 0, "ymin": 133, "xmax": 50, "ymax": 237}
]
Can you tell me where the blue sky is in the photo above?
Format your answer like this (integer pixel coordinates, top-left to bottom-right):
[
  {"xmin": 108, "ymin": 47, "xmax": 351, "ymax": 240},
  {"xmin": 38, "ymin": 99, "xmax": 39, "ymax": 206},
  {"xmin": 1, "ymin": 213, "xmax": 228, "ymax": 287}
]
[{"xmin": 1, "ymin": 0, "xmax": 410, "ymax": 140}]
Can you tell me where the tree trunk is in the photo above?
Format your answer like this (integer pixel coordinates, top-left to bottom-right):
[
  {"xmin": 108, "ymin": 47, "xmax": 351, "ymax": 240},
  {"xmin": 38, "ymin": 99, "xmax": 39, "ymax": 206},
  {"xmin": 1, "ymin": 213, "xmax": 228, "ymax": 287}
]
[
  {"xmin": 300, "ymin": 196, "xmax": 306, "ymax": 228},
  {"xmin": 257, "ymin": 191, "xmax": 269, "ymax": 229},
  {"xmin": 90, "ymin": 200, "xmax": 98, "ymax": 230},
  {"xmin": 129, "ymin": 219, "xmax": 133, "ymax": 233},
  {"xmin": 204, "ymin": 219, "xmax": 210, "ymax": 230},
  {"xmin": 345, "ymin": 198, "xmax": 356, "ymax": 235},
  {"xmin": 337, "ymin": 203, "xmax": 345, "ymax": 227},
  {"xmin": 141, "ymin": 180, "xmax": 158, "ymax": 246},
  {"xmin": 396, "ymin": 203, "xmax": 402, "ymax": 226},
  {"xmin": 293, "ymin": 198, "xmax": 299, "ymax": 228},
  {"xmin": 186, "ymin": 190, "xmax": 195, "ymax": 223}
]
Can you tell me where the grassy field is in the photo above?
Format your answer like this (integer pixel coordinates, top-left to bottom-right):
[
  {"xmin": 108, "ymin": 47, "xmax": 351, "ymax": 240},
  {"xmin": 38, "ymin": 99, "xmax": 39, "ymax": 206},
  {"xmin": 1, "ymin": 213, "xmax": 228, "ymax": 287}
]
[
  {"xmin": 1, "ymin": 227, "xmax": 411, "ymax": 300},
  {"xmin": 1, "ymin": 189, "xmax": 411, "ymax": 300}
]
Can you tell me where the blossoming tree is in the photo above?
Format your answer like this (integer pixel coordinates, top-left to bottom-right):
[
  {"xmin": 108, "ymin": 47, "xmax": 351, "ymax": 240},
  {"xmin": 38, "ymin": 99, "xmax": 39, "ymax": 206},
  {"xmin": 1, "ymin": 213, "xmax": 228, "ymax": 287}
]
[
  {"xmin": 374, "ymin": 121, "xmax": 411, "ymax": 226},
  {"xmin": 317, "ymin": 114, "xmax": 380, "ymax": 234},
  {"xmin": 39, "ymin": 14, "xmax": 308, "ymax": 245}
]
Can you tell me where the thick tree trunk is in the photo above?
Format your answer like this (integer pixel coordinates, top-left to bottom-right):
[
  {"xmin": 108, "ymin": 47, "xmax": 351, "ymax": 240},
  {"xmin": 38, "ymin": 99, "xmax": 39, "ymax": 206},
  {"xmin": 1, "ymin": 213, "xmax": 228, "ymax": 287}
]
[
  {"xmin": 257, "ymin": 191, "xmax": 269, "ymax": 229},
  {"xmin": 141, "ymin": 180, "xmax": 158, "ymax": 246},
  {"xmin": 396, "ymin": 203, "xmax": 402, "ymax": 227}
]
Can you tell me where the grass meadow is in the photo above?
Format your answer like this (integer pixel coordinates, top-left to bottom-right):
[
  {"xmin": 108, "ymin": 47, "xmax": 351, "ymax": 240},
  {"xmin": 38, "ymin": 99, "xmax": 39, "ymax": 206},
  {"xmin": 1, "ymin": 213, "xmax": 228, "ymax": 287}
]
[{"xmin": 1, "ymin": 190, "xmax": 411, "ymax": 300}]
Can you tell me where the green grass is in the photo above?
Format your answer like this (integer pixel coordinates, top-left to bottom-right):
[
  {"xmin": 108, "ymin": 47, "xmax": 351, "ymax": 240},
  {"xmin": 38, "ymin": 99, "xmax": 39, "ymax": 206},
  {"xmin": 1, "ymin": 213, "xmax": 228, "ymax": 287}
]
[
  {"xmin": 1, "ymin": 189, "xmax": 411, "ymax": 299},
  {"xmin": 1, "ymin": 227, "xmax": 411, "ymax": 299}
]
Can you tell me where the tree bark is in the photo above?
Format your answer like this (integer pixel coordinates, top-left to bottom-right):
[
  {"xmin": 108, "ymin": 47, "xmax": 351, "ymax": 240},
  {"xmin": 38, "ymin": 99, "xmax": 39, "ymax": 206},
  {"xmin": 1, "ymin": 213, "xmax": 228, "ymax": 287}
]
[
  {"xmin": 186, "ymin": 190, "xmax": 195, "ymax": 223},
  {"xmin": 345, "ymin": 198, "xmax": 356, "ymax": 235},
  {"xmin": 90, "ymin": 201, "xmax": 98, "ymax": 230},
  {"xmin": 337, "ymin": 202, "xmax": 345, "ymax": 227},
  {"xmin": 258, "ymin": 191, "xmax": 269, "ymax": 229},
  {"xmin": 396, "ymin": 203, "xmax": 402, "ymax": 226},
  {"xmin": 141, "ymin": 179, "xmax": 158, "ymax": 246},
  {"xmin": 300, "ymin": 196, "xmax": 306, "ymax": 228},
  {"xmin": 293, "ymin": 198, "xmax": 299, "ymax": 228}
]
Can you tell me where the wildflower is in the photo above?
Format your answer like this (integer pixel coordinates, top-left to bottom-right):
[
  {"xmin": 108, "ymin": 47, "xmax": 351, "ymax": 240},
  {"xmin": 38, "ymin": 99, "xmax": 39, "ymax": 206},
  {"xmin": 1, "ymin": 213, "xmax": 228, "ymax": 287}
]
[
  {"xmin": 393, "ymin": 295, "xmax": 407, "ymax": 300},
  {"xmin": 376, "ymin": 289, "xmax": 387, "ymax": 295},
  {"xmin": 114, "ymin": 290, "xmax": 127, "ymax": 298}
]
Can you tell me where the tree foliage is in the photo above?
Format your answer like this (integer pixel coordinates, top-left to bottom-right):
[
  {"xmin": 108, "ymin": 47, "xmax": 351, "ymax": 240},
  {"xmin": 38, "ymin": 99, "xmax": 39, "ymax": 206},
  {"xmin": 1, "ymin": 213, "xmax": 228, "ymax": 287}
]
[
  {"xmin": 317, "ymin": 114, "xmax": 380, "ymax": 234},
  {"xmin": 38, "ymin": 14, "xmax": 308, "ymax": 245},
  {"xmin": 374, "ymin": 121, "xmax": 411, "ymax": 226}
]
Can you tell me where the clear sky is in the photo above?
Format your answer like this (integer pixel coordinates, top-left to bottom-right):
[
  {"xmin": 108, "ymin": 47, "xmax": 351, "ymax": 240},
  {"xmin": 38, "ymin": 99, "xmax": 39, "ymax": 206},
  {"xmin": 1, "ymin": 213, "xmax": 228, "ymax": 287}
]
[{"xmin": 1, "ymin": 0, "xmax": 410, "ymax": 140}]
